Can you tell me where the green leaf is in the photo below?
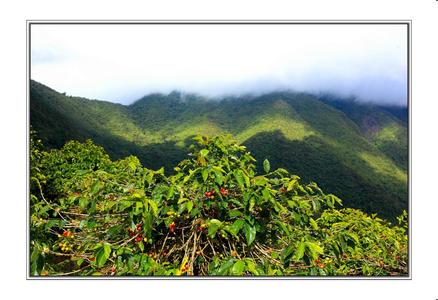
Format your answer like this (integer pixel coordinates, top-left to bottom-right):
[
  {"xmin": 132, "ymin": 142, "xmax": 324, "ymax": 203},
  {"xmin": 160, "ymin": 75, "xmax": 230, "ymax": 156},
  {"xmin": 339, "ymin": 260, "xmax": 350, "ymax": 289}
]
[
  {"xmin": 275, "ymin": 220, "xmax": 290, "ymax": 235},
  {"xmin": 211, "ymin": 166, "xmax": 225, "ymax": 173},
  {"xmin": 202, "ymin": 169, "xmax": 208, "ymax": 182},
  {"xmin": 90, "ymin": 181, "xmax": 102, "ymax": 195},
  {"xmin": 310, "ymin": 218, "xmax": 319, "ymax": 230},
  {"xmin": 128, "ymin": 161, "xmax": 137, "ymax": 170},
  {"xmin": 281, "ymin": 244, "xmax": 294, "ymax": 267},
  {"xmin": 287, "ymin": 179, "xmax": 297, "ymax": 191},
  {"xmin": 245, "ymin": 259, "xmax": 259, "ymax": 275},
  {"xmin": 167, "ymin": 186, "xmax": 175, "ymax": 199},
  {"xmin": 229, "ymin": 210, "xmax": 243, "ymax": 218},
  {"xmin": 215, "ymin": 259, "xmax": 235, "ymax": 275},
  {"xmin": 200, "ymin": 149, "xmax": 209, "ymax": 157},
  {"xmin": 213, "ymin": 171, "xmax": 223, "ymax": 185},
  {"xmin": 234, "ymin": 170, "xmax": 245, "ymax": 190},
  {"xmin": 208, "ymin": 219, "xmax": 222, "ymax": 238},
  {"xmin": 294, "ymin": 242, "xmax": 306, "ymax": 261},
  {"xmin": 311, "ymin": 198, "xmax": 320, "ymax": 212},
  {"xmin": 76, "ymin": 258, "xmax": 84, "ymax": 266},
  {"xmin": 178, "ymin": 197, "xmax": 188, "ymax": 204},
  {"xmin": 91, "ymin": 272, "xmax": 103, "ymax": 276},
  {"xmin": 44, "ymin": 219, "xmax": 59, "ymax": 230},
  {"xmin": 304, "ymin": 242, "xmax": 323, "ymax": 260},
  {"xmin": 244, "ymin": 223, "xmax": 256, "ymax": 246},
  {"xmin": 242, "ymin": 172, "xmax": 250, "ymax": 188},
  {"xmin": 178, "ymin": 202, "xmax": 187, "ymax": 215},
  {"xmin": 135, "ymin": 201, "xmax": 143, "ymax": 214},
  {"xmin": 226, "ymin": 219, "xmax": 245, "ymax": 236},
  {"xmin": 147, "ymin": 199, "xmax": 158, "ymax": 216},
  {"xmin": 156, "ymin": 167, "xmax": 165, "ymax": 175},
  {"xmin": 183, "ymin": 168, "xmax": 199, "ymax": 183},
  {"xmin": 275, "ymin": 168, "xmax": 289, "ymax": 176},
  {"xmin": 253, "ymin": 176, "xmax": 268, "ymax": 186},
  {"xmin": 103, "ymin": 243, "xmax": 111, "ymax": 257},
  {"xmin": 30, "ymin": 246, "xmax": 39, "ymax": 263},
  {"xmin": 143, "ymin": 212, "xmax": 153, "ymax": 238},
  {"xmin": 347, "ymin": 232, "xmax": 360, "ymax": 246},
  {"xmin": 145, "ymin": 171, "xmax": 154, "ymax": 184},
  {"xmin": 249, "ymin": 197, "xmax": 255, "ymax": 212},
  {"xmin": 187, "ymin": 201, "xmax": 194, "ymax": 213},
  {"xmin": 231, "ymin": 260, "xmax": 246, "ymax": 275},
  {"xmin": 138, "ymin": 241, "xmax": 144, "ymax": 252},
  {"xmin": 263, "ymin": 159, "xmax": 270, "ymax": 173},
  {"xmin": 262, "ymin": 188, "xmax": 271, "ymax": 201},
  {"xmin": 79, "ymin": 197, "xmax": 88, "ymax": 208},
  {"xmin": 95, "ymin": 243, "xmax": 111, "ymax": 268}
]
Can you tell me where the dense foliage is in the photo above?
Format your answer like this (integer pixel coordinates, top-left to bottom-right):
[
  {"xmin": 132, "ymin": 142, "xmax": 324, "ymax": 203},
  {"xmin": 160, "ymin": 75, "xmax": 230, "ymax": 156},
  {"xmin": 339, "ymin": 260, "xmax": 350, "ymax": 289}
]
[
  {"xmin": 30, "ymin": 80, "xmax": 408, "ymax": 221},
  {"xmin": 30, "ymin": 133, "xmax": 408, "ymax": 276}
]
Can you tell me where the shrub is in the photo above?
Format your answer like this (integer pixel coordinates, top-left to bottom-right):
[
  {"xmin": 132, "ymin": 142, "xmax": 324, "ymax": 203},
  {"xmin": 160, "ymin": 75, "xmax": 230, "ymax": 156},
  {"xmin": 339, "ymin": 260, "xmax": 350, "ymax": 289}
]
[{"xmin": 30, "ymin": 133, "xmax": 408, "ymax": 276}]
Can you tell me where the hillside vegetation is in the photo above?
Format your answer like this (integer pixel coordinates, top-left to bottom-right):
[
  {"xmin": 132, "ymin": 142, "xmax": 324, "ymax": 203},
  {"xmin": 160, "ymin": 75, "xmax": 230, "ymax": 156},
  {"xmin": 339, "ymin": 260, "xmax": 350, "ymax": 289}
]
[
  {"xmin": 30, "ymin": 133, "xmax": 408, "ymax": 276},
  {"xmin": 30, "ymin": 80, "xmax": 408, "ymax": 221}
]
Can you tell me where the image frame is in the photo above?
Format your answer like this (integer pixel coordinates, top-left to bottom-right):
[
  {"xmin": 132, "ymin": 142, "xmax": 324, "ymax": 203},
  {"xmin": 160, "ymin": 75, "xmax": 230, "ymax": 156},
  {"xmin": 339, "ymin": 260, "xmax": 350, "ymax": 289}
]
[{"xmin": 26, "ymin": 19, "xmax": 412, "ymax": 280}]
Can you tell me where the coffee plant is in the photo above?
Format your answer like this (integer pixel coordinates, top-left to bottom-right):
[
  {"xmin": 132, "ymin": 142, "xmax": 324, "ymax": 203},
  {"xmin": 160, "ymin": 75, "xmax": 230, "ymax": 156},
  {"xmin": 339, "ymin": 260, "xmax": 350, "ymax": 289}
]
[{"xmin": 30, "ymin": 132, "xmax": 408, "ymax": 276}]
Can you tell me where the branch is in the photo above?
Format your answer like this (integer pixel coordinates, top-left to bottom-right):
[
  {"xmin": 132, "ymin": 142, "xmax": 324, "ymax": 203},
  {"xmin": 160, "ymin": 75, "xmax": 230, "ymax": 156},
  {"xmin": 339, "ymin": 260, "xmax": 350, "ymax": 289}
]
[{"xmin": 35, "ymin": 179, "xmax": 67, "ymax": 222}]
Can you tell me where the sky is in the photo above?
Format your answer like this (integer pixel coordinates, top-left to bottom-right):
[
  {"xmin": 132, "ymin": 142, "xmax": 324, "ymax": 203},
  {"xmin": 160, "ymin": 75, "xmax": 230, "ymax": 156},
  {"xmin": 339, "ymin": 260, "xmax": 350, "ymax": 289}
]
[{"xmin": 31, "ymin": 23, "xmax": 408, "ymax": 106}]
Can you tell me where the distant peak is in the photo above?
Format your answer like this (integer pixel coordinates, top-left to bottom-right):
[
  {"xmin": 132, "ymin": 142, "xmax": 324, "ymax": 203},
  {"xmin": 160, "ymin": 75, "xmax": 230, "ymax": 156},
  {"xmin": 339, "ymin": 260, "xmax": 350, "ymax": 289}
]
[{"xmin": 168, "ymin": 90, "xmax": 182, "ymax": 98}]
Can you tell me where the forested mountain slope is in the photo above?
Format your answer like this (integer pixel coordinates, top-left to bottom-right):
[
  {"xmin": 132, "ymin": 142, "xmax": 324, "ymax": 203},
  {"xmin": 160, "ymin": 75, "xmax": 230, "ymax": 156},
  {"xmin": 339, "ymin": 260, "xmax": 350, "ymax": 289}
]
[{"xmin": 30, "ymin": 80, "xmax": 408, "ymax": 220}]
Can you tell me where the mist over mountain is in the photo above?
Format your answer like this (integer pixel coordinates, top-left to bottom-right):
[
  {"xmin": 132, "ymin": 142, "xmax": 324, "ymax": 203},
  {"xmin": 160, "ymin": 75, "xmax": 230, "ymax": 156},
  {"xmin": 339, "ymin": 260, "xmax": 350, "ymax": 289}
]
[{"xmin": 31, "ymin": 24, "xmax": 408, "ymax": 106}]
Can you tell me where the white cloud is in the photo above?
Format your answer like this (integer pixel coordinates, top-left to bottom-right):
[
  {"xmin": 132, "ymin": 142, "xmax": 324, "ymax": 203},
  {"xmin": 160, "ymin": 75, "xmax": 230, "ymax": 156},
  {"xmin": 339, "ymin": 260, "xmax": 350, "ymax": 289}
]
[{"xmin": 31, "ymin": 23, "xmax": 408, "ymax": 105}]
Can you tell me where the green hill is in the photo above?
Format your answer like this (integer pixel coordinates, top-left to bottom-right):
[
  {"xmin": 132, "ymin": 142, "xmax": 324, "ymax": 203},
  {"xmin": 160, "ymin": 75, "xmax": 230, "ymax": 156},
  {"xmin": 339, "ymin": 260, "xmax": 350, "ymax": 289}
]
[
  {"xmin": 318, "ymin": 95, "xmax": 408, "ymax": 171},
  {"xmin": 30, "ymin": 80, "xmax": 408, "ymax": 221}
]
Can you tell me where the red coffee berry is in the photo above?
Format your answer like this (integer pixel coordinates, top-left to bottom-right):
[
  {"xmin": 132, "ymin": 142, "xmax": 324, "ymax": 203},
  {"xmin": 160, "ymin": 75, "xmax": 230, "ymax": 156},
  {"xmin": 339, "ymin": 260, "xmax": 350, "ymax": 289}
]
[
  {"xmin": 220, "ymin": 187, "xmax": 229, "ymax": 196},
  {"xmin": 169, "ymin": 222, "xmax": 176, "ymax": 233}
]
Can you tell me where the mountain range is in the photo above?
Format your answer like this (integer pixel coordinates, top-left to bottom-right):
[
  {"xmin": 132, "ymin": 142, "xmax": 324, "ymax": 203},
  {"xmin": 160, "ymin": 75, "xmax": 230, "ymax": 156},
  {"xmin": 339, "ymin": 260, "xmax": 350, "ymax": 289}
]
[{"xmin": 30, "ymin": 80, "xmax": 408, "ymax": 221}]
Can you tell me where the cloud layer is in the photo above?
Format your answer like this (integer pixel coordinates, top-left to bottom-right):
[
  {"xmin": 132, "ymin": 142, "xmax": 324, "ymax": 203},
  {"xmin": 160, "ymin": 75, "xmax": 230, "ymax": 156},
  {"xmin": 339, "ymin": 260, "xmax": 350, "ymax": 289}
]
[{"xmin": 31, "ymin": 24, "xmax": 408, "ymax": 106}]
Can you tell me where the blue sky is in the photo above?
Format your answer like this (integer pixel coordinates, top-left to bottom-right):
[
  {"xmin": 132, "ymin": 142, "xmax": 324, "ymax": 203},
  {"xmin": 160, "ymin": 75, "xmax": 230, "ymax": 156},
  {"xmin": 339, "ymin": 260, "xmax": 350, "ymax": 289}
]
[{"xmin": 31, "ymin": 23, "xmax": 408, "ymax": 106}]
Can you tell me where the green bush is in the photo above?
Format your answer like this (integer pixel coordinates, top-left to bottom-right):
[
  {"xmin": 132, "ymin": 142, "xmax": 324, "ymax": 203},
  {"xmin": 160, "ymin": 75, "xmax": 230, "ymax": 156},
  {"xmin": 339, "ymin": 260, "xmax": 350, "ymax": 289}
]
[{"xmin": 30, "ymin": 133, "xmax": 408, "ymax": 276}]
